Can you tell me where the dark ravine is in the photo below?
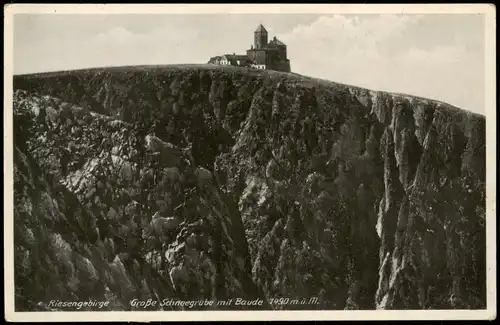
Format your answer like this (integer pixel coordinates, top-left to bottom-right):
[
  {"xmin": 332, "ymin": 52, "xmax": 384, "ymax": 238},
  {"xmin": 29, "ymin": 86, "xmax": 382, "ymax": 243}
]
[{"xmin": 13, "ymin": 65, "xmax": 486, "ymax": 311}]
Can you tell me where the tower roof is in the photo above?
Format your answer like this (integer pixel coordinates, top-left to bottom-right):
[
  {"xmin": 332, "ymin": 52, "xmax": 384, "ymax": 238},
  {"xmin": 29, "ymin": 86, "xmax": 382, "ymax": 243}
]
[{"xmin": 255, "ymin": 24, "xmax": 268, "ymax": 33}]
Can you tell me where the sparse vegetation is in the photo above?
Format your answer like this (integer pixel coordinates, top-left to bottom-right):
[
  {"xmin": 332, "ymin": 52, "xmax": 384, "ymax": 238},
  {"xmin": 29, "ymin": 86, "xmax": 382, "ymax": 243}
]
[{"xmin": 13, "ymin": 65, "xmax": 486, "ymax": 311}]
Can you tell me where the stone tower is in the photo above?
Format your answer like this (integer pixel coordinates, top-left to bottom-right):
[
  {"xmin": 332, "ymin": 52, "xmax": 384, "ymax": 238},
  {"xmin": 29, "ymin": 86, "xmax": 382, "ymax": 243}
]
[{"xmin": 254, "ymin": 24, "xmax": 268, "ymax": 49}]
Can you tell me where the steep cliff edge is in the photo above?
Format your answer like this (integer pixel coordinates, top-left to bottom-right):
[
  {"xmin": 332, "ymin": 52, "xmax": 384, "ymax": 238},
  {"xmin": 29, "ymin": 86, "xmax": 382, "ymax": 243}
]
[{"xmin": 13, "ymin": 65, "xmax": 486, "ymax": 310}]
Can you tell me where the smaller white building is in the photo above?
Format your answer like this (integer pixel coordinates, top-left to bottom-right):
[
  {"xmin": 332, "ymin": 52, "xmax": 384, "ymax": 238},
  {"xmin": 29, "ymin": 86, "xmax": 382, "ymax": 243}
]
[
  {"xmin": 209, "ymin": 54, "xmax": 252, "ymax": 67},
  {"xmin": 220, "ymin": 56, "xmax": 231, "ymax": 65}
]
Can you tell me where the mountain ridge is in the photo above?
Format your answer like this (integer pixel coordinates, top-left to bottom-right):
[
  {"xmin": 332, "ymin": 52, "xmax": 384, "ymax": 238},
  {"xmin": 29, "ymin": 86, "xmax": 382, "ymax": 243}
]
[{"xmin": 14, "ymin": 64, "xmax": 484, "ymax": 117}]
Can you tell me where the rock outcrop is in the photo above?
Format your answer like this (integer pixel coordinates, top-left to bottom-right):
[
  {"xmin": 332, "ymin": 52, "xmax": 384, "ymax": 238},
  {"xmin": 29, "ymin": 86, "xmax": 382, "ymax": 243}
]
[{"xmin": 12, "ymin": 65, "xmax": 486, "ymax": 311}]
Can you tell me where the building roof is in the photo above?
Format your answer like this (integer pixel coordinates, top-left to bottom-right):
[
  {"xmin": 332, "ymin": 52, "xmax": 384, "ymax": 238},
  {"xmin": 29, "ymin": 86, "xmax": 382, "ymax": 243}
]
[
  {"xmin": 255, "ymin": 24, "xmax": 268, "ymax": 33},
  {"xmin": 222, "ymin": 54, "xmax": 252, "ymax": 65},
  {"xmin": 269, "ymin": 37, "xmax": 286, "ymax": 46}
]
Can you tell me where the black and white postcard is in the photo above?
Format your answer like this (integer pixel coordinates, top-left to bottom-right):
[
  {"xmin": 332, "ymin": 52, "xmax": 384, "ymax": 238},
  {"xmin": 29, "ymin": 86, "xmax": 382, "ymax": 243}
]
[{"xmin": 3, "ymin": 3, "xmax": 496, "ymax": 322}]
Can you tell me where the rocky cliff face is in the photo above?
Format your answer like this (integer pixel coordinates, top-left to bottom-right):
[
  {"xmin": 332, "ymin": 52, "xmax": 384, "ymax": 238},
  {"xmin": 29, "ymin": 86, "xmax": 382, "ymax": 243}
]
[{"xmin": 13, "ymin": 65, "xmax": 486, "ymax": 311}]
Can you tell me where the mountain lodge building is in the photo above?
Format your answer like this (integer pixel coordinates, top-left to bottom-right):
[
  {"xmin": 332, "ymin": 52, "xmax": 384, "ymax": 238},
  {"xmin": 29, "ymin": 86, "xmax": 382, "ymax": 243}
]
[{"xmin": 208, "ymin": 24, "xmax": 291, "ymax": 73}]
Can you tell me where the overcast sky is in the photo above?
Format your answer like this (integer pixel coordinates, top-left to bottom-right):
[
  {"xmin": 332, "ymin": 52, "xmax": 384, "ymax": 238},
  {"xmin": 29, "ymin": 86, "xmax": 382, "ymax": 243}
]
[{"xmin": 13, "ymin": 14, "xmax": 485, "ymax": 114}]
